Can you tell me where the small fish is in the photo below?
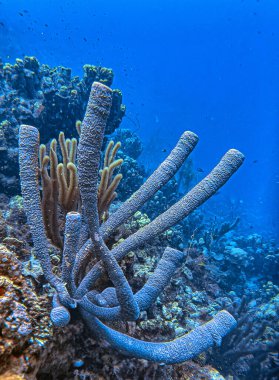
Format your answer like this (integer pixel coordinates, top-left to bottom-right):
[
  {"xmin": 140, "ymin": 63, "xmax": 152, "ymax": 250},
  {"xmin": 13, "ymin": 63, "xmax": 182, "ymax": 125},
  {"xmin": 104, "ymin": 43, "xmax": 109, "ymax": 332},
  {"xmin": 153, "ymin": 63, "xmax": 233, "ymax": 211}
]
[
  {"xmin": 19, "ymin": 12, "xmax": 24, "ymax": 16},
  {"xmin": 162, "ymin": 149, "xmax": 167, "ymax": 153},
  {"xmin": 0, "ymin": 22, "xmax": 4, "ymax": 27},
  {"xmin": 252, "ymin": 160, "xmax": 258, "ymax": 164},
  {"xmin": 44, "ymin": 24, "xmax": 48, "ymax": 27},
  {"xmin": 83, "ymin": 37, "xmax": 87, "ymax": 42},
  {"xmin": 196, "ymin": 167, "xmax": 204, "ymax": 173}
]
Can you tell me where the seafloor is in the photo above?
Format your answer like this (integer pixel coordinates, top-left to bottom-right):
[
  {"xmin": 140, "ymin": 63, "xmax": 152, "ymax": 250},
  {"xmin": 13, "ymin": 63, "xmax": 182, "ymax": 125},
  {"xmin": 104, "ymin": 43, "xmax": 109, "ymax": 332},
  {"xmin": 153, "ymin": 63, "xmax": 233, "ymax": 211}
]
[{"xmin": 0, "ymin": 57, "xmax": 278, "ymax": 380}]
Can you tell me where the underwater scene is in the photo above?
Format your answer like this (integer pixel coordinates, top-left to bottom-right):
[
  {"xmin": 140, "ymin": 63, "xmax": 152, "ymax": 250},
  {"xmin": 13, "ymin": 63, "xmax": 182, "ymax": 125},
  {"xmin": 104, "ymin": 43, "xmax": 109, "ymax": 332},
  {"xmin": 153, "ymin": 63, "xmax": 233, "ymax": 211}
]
[{"xmin": 0, "ymin": 0, "xmax": 278, "ymax": 379}]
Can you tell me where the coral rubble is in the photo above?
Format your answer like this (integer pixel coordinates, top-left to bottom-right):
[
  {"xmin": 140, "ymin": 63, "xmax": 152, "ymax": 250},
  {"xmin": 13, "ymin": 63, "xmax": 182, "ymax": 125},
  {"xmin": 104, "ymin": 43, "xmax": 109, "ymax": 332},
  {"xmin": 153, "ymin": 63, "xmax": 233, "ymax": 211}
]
[{"xmin": 0, "ymin": 57, "xmax": 278, "ymax": 380}]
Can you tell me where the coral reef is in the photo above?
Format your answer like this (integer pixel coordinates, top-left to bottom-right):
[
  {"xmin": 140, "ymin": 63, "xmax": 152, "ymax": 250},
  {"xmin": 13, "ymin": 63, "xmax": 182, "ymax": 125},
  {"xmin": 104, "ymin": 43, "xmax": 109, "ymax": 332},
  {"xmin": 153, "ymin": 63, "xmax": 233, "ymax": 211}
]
[
  {"xmin": 0, "ymin": 57, "xmax": 125, "ymax": 195},
  {"xmin": 0, "ymin": 244, "xmax": 52, "ymax": 378},
  {"xmin": 18, "ymin": 81, "xmax": 244, "ymax": 366},
  {"xmin": 113, "ymin": 128, "xmax": 143, "ymax": 160},
  {"xmin": 0, "ymin": 56, "xmax": 277, "ymax": 379},
  {"xmin": 1, "ymin": 195, "xmax": 278, "ymax": 379},
  {"xmin": 142, "ymin": 178, "xmax": 179, "ymax": 219},
  {"xmin": 208, "ymin": 296, "xmax": 279, "ymax": 379},
  {"xmin": 202, "ymin": 231, "xmax": 279, "ymax": 295},
  {"xmin": 109, "ymin": 129, "xmax": 146, "ymax": 202},
  {"xmin": 116, "ymin": 151, "xmax": 145, "ymax": 201}
]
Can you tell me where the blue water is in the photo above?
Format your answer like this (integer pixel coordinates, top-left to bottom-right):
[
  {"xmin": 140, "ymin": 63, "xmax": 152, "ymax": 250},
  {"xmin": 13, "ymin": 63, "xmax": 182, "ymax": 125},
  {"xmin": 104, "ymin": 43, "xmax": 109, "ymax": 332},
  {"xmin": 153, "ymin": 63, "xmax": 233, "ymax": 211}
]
[{"xmin": 1, "ymin": 0, "xmax": 278, "ymax": 237}]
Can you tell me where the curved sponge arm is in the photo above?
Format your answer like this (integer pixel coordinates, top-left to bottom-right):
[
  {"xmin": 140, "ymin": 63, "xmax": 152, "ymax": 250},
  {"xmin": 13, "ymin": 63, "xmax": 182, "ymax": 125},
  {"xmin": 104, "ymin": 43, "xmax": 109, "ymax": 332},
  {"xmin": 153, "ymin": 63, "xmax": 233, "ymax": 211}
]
[
  {"xmin": 76, "ymin": 149, "xmax": 245, "ymax": 298},
  {"xmin": 92, "ymin": 235, "xmax": 140, "ymax": 320},
  {"xmin": 62, "ymin": 211, "xmax": 82, "ymax": 296},
  {"xmin": 72, "ymin": 131, "xmax": 197, "ymax": 290},
  {"xmin": 19, "ymin": 125, "xmax": 75, "ymax": 309},
  {"xmin": 78, "ymin": 247, "xmax": 186, "ymax": 321},
  {"xmin": 111, "ymin": 149, "xmax": 245, "ymax": 264},
  {"xmin": 50, "ymin": 293, "xmax": 71, "ymax": 327},
  {"xmin": 101, "ymin": 131, "xmax": 199, "ymax": 239},
  {"xmin": 82, "ymin": 310, "xmax": 237, "ymax": 364},
  {"xmin": 135, "ymin": 247, "xmax": 185, "ymax": 311}
]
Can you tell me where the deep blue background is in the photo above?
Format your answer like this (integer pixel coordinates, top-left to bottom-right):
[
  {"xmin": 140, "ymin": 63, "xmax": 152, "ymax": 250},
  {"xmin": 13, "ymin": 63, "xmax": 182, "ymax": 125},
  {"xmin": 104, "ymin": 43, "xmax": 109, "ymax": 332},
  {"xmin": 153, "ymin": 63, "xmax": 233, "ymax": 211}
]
[{"xmin": 0, "ymin": 0, "xmax": 278, "ymax": 237}]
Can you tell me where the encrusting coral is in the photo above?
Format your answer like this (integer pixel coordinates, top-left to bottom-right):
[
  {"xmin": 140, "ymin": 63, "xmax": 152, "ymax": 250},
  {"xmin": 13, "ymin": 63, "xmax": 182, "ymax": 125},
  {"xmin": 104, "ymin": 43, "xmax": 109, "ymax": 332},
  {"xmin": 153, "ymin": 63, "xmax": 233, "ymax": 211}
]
[{"xmin": 18, "ymin": 81, "xmax": 245, "ymax": 364}]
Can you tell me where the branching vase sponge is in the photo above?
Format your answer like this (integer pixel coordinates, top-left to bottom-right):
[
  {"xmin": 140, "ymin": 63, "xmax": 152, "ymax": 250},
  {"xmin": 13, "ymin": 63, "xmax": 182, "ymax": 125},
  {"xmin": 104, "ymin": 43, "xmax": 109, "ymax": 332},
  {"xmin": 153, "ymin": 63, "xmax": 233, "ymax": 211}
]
[{"xmin": 19, "ymin": 81, "xmax": 245, "ymax": 364}]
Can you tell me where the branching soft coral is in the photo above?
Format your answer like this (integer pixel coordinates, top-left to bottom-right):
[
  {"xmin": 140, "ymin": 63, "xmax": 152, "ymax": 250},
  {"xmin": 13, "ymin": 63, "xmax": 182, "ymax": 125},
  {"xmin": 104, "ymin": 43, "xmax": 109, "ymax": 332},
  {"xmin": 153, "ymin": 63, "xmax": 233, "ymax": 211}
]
[{"xmin": 38, "ymin": 122, "xmax": 122, "ymax": 248}]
